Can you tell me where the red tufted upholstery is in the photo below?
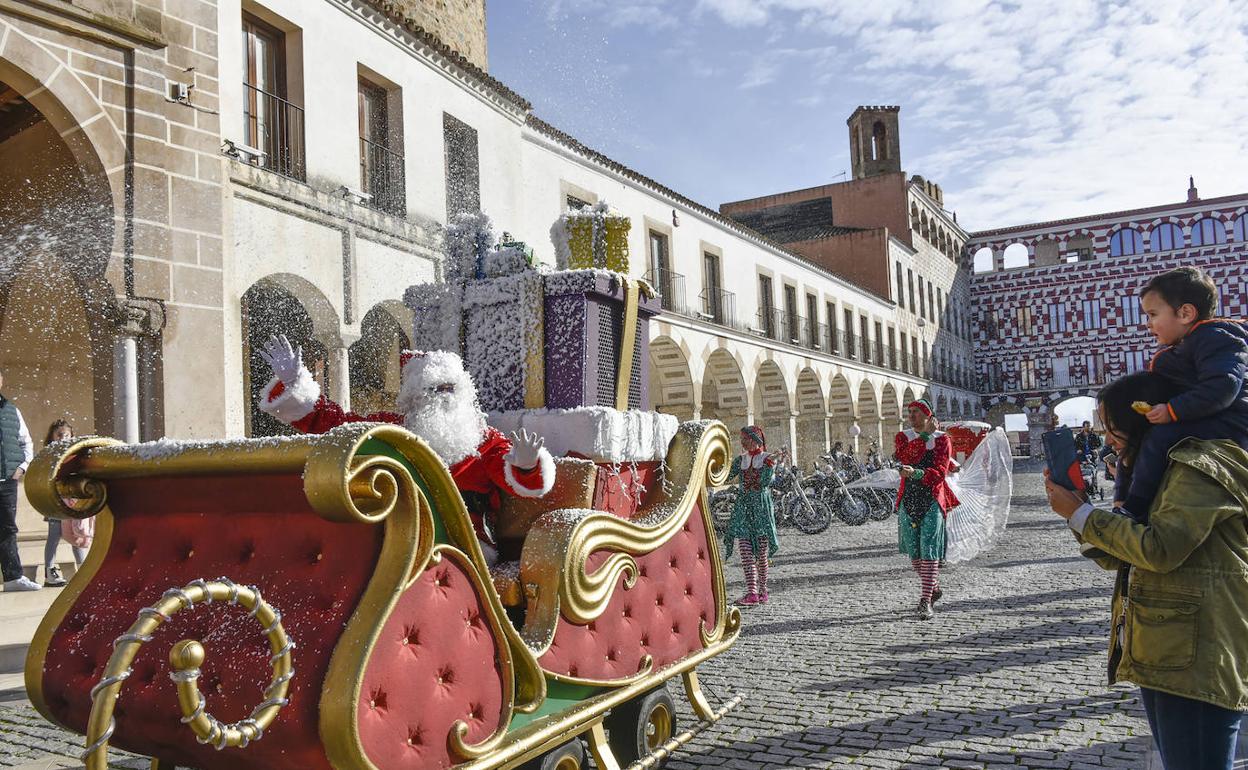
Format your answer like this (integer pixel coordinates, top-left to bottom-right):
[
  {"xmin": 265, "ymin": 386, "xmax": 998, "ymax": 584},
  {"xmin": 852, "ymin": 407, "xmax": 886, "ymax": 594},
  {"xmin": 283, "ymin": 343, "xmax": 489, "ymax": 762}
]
[
  {"xmin": 539, "ymin": 500, "xmax": 718, "ymax": 681},
  {"xmin": 592, "ymin": 462, "xmax": 660, "ymax": 520},
  {"xmin": 357, "ymin": 552, "xmax": 506, "ymax": 770},
  {"xmin": 40, "ymin": 474, "xmax": 382, "ymax": 770}
]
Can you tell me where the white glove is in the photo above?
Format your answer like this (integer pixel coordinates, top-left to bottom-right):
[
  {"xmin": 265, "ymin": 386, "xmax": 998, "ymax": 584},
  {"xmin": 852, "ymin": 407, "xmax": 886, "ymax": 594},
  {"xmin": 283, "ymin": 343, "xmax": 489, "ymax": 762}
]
[
  {"xmin": 257, "ymin": 334, "xmax": 303, "ymax": 385},
  {"xmin": 505, "ymin": 429, "xmax": 544, "ymax": 470}
]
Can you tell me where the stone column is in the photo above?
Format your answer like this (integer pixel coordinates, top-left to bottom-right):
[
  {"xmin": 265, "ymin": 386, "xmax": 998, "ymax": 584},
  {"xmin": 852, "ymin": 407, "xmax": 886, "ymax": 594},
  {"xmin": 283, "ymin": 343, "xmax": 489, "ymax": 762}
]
[
  {"xmin": 114, "ymin": 298, "xmax": 166, "ymax": 442},
  {"xmin": 788, "ymin": 413, "xmax": 799, "ymax": 466},
  {"xmin": 113, "ymin": 334, "xmax": 140, "ymax": 444},
  {"xmin": 823, "ymin": 417, "xmax": 832, "ymax": 455},
  {"xmin": 1026, "ymin": 399, "xmax": 1048, "ymax": 457},
  {"xmin": 326, "ymin": 342, "xmax": 353, "ymax": 412}
]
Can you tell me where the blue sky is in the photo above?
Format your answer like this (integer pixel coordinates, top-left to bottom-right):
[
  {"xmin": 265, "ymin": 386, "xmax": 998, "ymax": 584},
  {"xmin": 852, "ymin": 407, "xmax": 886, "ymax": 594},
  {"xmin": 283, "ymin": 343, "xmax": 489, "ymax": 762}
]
[{"xmin": 488, "ymin": 0, "xmax": 1248, "ymax": 232}]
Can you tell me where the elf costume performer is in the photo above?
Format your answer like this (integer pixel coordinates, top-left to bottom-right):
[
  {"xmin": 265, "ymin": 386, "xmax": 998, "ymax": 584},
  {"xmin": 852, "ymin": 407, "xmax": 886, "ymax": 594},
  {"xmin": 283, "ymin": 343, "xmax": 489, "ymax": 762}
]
[
  {"xmin": 723, "ymin": 425, "xmax": 778, "ymax": 606},
  {"xmin": 894, "ymin": 399, "xmax": 959, "ymax": 620},
  {"xmin": 256, "ymin": 335, "xmax": 554, "ymax": 564}
]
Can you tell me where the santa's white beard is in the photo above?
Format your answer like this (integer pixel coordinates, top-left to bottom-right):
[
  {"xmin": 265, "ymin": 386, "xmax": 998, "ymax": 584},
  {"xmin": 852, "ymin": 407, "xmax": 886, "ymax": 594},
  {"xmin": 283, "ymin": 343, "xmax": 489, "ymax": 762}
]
[{"xmin": 404, "ymin": 393, "xmax": 486, "ymax": 467}]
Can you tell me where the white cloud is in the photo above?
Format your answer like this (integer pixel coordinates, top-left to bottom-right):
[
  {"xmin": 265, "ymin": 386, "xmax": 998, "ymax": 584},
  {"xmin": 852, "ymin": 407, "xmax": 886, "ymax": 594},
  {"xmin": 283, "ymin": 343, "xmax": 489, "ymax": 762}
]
[{"xmin": 526, "ymin": 0, "xmax": 1248, "ymax": 230}]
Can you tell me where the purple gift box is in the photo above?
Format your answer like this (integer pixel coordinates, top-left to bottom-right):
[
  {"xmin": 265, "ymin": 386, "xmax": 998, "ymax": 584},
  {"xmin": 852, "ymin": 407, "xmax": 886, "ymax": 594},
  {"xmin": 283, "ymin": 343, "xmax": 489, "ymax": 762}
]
[{"xmin": 543, "ymin": 271, "xmax": 660, "ymax": 411}]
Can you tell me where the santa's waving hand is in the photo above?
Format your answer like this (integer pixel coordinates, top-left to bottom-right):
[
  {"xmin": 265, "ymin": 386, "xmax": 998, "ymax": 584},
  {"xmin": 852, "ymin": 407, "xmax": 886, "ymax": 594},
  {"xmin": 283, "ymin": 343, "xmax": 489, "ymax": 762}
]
[{"xmin": 255, "ymin": 335, "xmax": 554, "ymax": 563}]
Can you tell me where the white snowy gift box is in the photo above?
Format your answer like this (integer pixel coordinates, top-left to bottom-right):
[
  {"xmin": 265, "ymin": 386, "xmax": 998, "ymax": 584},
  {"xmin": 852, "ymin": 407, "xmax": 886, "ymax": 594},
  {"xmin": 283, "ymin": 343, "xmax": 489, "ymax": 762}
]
[
  {"xmin": 488, "ymin": 407, "xmax": 679, "ymax": 464},
  {"xmin": 404, "ymin": 271, "xmax": 546, "ymax": 413}
]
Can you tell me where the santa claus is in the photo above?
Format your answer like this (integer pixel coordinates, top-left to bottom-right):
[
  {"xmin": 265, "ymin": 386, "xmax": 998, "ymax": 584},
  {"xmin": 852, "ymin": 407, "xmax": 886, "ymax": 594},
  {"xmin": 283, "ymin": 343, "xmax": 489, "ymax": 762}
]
[{"xmin": 256, "ymin": 335, "xmax": 554, "ymax": 563}]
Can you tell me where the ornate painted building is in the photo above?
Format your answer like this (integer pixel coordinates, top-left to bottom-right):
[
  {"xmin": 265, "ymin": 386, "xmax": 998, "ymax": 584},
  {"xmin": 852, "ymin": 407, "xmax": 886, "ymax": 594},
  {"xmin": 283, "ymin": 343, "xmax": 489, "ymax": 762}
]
[{"xmin": 967, "ymin": 181, "xmax": 1248, "ymax": 451}]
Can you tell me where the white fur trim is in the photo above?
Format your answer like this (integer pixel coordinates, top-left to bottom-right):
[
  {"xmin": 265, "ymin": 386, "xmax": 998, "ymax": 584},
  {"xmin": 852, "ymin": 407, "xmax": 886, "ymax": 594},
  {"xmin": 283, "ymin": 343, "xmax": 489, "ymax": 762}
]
[
  {"xmin": 479, "ymin": 541, "xmax": 498, "ymax": 568},
  {"xmin": 902, "ymin": 428, "xmax": 944, "ymax": 449},
  {"xmin": 739, "ymin": 452, "xmax": 770, "ymax": 469},
  {"xmin": 258, "ymin": 368, "xmax": 319, "ymax": 424},
  {"xmin": 503, "ymin": 447, "xmax": 555, "ymax": 498}
]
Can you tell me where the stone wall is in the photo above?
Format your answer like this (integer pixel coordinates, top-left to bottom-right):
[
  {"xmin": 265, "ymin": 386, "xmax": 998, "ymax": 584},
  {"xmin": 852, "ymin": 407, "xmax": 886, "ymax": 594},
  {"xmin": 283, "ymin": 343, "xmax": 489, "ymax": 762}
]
[{"xmin": 388, "ymin": 0, "xmax": 488, "ymax": 70}]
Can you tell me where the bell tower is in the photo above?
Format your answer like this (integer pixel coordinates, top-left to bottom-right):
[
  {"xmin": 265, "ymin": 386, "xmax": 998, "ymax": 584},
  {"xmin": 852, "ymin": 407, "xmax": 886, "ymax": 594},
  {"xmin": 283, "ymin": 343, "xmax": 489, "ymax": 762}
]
[{"xmin": 847, "ymin": 106, "xmax": 901, "ymax": 180}]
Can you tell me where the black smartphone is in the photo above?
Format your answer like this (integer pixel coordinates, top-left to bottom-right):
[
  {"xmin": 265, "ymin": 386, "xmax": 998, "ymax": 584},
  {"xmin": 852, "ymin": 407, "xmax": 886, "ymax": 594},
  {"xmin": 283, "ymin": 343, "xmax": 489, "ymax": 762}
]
[{"xmin": 1043, "ymin": 428, "xmax": 1087, "ymax": 493}]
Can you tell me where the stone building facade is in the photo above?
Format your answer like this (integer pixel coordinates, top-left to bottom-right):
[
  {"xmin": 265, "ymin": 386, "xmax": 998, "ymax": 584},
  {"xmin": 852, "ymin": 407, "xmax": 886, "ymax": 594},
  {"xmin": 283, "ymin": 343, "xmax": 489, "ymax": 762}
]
[
  {"xmin": 387, "ymin": 0, "xmax": 487, "ymax": 70},
  {"xmin": 967, "ymin": 185, "xmax": 1248, "ymax": 451}
]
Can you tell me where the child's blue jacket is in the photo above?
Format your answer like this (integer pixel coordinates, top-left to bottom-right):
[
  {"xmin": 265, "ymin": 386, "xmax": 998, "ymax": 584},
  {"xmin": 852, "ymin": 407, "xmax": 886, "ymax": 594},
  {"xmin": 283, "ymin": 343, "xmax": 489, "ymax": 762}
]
[{"xmin": 1152, "ymin": 320, "xmax": 1248, "ymax": 421}]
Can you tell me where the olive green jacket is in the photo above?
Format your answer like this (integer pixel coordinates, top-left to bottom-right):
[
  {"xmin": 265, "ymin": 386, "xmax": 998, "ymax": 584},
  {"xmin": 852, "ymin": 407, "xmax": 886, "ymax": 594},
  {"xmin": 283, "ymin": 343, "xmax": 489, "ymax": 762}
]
[{"xmin": 1079, "ymin": 439, "xmax": 1248, "ymax": 711}]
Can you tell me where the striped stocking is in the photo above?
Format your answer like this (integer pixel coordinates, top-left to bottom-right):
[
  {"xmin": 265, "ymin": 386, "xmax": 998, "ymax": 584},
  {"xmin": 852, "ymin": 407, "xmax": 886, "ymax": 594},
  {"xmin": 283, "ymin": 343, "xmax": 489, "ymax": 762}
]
[
  {"xmin": 756, "ymin": 544, "xmax": 769, "ymax": 598},
  {"xmin": 917, "ymin": 559, "xmax": 939, "ymax": 603},
  {"xmin": 738, "ymin": 539, "xmax": 759, "ymax": 597}
]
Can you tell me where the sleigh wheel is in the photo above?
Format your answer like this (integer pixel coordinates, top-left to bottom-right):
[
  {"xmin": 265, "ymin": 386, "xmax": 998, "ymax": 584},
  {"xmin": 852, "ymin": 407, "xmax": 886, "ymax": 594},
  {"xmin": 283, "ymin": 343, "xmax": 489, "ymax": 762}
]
[
  {"xmin": 606, "ymin": 685, "xmax": 676, "ymax": 766},
  {"xmin": 521, "ymin": 738, "xmax": 585, "ymax": 770}
]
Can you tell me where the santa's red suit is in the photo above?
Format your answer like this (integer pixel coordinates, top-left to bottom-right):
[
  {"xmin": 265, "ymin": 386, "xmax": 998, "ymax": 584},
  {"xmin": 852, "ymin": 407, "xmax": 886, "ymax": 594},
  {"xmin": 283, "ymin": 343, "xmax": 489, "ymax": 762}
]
[
  {"xmin": 258, "ymin": 370, "xmax": 554, "ymax": 552},
  {"xmin": 893, "ymin": 428, "xmax": 960, "ymax": 514}
]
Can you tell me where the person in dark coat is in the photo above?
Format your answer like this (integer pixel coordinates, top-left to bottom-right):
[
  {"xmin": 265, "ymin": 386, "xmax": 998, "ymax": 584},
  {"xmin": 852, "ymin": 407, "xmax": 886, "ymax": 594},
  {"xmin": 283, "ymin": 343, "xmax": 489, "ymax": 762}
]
[{"xmin": 0, "ymin": 370, "xmax": 38, "ymax": 592}]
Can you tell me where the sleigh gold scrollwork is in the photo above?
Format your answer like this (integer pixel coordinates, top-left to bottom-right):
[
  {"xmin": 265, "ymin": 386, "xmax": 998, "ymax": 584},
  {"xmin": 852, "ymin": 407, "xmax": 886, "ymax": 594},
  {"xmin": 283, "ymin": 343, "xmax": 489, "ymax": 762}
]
[
  {"xmin": 81, "ymin": 578, "xmax": 295, "ymax": 770},
  {"xmin": 519, "ymin": 421, "xmax": 733, "ymax": 654}
]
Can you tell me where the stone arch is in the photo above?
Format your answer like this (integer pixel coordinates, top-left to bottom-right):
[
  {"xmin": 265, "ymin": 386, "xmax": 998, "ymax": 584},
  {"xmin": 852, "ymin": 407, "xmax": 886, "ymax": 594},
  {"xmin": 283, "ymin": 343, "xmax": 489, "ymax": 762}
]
[
  {"xmin": 794, "ymin": 367, "xmax": 826, "ymax": 467},
  {"xmin": 754, "ymin": 360, "xmax": 791, "ymax": 459},
  {"xmin": 701, "ymin": 348, "xmax": 748, "ymax": 428},
  {"xmin": 242, "ymin": 275, "xmax": 341, "ymax": 437},
  {"xmin": 827, "ymin": 372, "xmax": 856, "ymax": 449},
  {"xmin": 649, "ymin": 335, "xmax": 697, "ymax": 421},
  {"xmin": 0, "ymin": 49, "xmax": 130, "ymax": 458},
  {"xmin": 972, "ymin": 246, "xmax": 994, "ymax": 273},
  {"xmin": 902, "ymin": 386, "xmax": 917, "ymax": 408},
  {"xmin": 349, "ymin": 302, "xmax": 412, "ymax": 417},
  {"xmin": 1034, "ymin": 237, "xmax": 1060, "ymax": 266},
  {"xmin": 880, "ymin": 382, "xmax": 901, "ymax": 437},
  {"xmin": 1002, "ymin": 242, "xmax": 1029, "ymax": 269},
  {"xmin": 856, "ymin": 379, "xmax": 881, "ymax": 451}
]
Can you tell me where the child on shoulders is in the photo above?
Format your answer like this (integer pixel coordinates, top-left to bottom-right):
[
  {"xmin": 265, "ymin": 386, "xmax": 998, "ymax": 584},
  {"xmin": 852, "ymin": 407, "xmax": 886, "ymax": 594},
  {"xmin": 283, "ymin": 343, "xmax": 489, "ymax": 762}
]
[{"xmin": 1119, "ymin": 267, "xmax": 1248, "ymax": 519}]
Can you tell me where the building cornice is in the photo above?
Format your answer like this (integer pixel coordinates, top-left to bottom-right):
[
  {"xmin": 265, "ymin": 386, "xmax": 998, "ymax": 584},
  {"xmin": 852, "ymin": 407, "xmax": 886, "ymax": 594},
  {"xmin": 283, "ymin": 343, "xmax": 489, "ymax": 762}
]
[{"xmin": 969, "ymin": 192, "xmax": 1248, "ymax": 241}]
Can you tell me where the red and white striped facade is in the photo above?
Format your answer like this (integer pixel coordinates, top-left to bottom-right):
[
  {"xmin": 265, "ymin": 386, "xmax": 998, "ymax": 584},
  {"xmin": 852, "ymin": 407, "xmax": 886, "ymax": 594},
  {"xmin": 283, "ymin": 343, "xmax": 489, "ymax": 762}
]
[{"xmin": 965, "ymin": 191, "xmax": 1248, "ymax": 445}]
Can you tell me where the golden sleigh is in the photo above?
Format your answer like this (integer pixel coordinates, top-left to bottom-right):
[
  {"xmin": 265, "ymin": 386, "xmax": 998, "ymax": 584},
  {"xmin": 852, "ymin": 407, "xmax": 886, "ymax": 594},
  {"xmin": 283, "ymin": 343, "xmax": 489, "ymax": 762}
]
[{"xmin": 23, "ymin": 420, "xmax": 742, "ymax": 770}]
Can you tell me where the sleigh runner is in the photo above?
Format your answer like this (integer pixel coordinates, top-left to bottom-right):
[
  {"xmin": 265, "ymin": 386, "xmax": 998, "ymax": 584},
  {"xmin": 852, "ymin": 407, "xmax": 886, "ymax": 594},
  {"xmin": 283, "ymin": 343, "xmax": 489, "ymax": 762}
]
[{"xmin": 24, "ymin": 420, "xmax": 741, "ymax": 770}]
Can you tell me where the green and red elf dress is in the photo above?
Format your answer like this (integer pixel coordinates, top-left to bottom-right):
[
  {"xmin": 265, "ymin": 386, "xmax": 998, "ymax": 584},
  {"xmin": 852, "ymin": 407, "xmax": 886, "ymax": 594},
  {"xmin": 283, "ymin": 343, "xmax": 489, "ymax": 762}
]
[
  {"xmin": 723, "ymin": 439, "xmax": 780, "ymax": 560},
  {"xmin": 894, "ymin": 423, "xmax": 960, "ymax": 560}
]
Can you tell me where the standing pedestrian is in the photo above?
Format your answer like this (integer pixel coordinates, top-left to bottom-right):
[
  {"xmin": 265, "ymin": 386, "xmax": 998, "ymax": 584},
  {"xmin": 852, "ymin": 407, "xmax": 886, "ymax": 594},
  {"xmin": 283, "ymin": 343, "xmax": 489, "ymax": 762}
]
[
  {"xmin": 894, "ymin": 399, "xmax": 959, "ymax": 620},
  {"xmin": 723, "ymin": 425, "xmax": 778, "ymax": 606},
  {"xmin": 1045, "ymin": 371, "xmax": 1246, "ymax": 769},
  {"xmin": 40, "ymin": 420, "xmax": 88, "ymax": 587},
  {"xmin": 1074, "ymin": 420, "xmax": 1102, "ymax": 462},
  {"xmin": 0, "ymin": 370, "xmax": 38, "ymax": 591}
]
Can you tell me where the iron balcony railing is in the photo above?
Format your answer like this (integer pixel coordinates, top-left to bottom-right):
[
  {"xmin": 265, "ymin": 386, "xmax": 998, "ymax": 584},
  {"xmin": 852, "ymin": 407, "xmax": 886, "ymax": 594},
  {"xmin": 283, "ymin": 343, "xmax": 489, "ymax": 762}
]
[
  {"xmin": 826, "ymin": 327, "xmax": 839, "ymax": 355},
  {"xmin": 839, "ymin": 331, "xmax": 857, "ymax": 360},
  {"xmin": 360, "ymin": 137, "xmax": 406, "ymax": 216},
  {"xmin": 789, "ymin": 314, "xmax": 811, "ymax": 347},
  {"xmin": 243, "ymin": 83, "xmax": 306, "ymax": 181},
  {"xmin": 757, "ymin": 308, "xmax": 796, "ymax": 342},
  {"xmin": 808, "ymin": 322, "xmax": 827, "ymax": 352},
  {"xmin": 699, "ymin": 286, "xmax": 736, "ymax": 328},
  {"xmin": 645, "ymin": 268, "xmax": 688, "ymax": 316}
]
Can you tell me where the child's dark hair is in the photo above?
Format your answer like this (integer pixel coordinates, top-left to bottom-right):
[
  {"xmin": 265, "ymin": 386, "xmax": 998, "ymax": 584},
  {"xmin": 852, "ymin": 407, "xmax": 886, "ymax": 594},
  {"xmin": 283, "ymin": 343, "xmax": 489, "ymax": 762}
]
[
  {"xmin": 1097, "ymin": 372, "xmax": 1180, "ymax": 465},
  {"xmin": 44, "ymin": 419, "xmax": 73, "ymax": 447},
  {"xmin": 1139, "ymin": 267, "xmax": 1218, "ymax": 320}
]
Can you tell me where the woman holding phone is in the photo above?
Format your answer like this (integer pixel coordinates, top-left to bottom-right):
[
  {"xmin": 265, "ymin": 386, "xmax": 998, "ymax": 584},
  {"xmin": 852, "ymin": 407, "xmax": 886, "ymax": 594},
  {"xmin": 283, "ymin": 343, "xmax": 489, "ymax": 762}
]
[{"xmin": 1045, "ymin": 371, "xmax": 1248, "ymax": 769}]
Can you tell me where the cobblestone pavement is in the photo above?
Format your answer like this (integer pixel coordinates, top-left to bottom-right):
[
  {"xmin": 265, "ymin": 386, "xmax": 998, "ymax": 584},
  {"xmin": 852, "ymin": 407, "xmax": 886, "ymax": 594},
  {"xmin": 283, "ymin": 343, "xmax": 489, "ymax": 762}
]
[
  {"xmin": 667, "ymin": 469, "xmax": 1154, "ymax": 769},
  {"xmin": 0, "ymin": 469, "xmax": 1235, "ymax": 768}
]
